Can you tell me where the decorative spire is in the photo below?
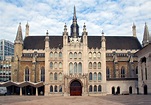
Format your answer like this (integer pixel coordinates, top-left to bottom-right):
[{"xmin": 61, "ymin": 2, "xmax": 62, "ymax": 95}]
[
  {"xmin": 15, "ymin": 23, "xmax": 23, "ymax": 44},
  {"xmin": 73, "ymin": 5, "xmax": 77, "ymax": 21},
  {"xmin": 70, "ymin": 6, "xmax": 79, "ymax": 38},
  {"xmin": 101, "ymin": 30, "xmax": 105, "ymax": 41},
  {"xmin": 132, "ymin": 23, "xmax": 136, "ymax": 37},
  {"xmin": 64, "ymin": 23, "xmax": 67, "ymax": 32},
  {"xmin": 102, "ymin": 30, "xmax": 104, "ymax": 36},
  {"xmin": 45, "ymin": 30, "xmax": 49, "ymax": 42},
  {"xmin": 25, "ymin": 22, "xmax": 29, "ymax": 37},
  {"xmin": 83, "ymin": 23, "xmax": 86, "ymax": 32},
  {"xmin": 46, "ymin": 30, "xmax": 49, "ymax": 36},
  {"xmin": 142, "ymin": 22, "xmax": 149, "ymax": 46}
]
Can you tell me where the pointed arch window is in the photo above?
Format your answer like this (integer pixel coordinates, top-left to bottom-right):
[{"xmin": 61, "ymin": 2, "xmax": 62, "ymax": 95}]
[
  {"xmin": 59, "ymin": 73, "xmax": 62, "ymax": 81},
  {"xmin": 94, "ymin": 72, "xmax": 97, "ymax": 81},
  {"xmin": 98, "ymin": 62, "xmax": 101, "ymax": 69},
  {"xmin": 41, "ymin": 67, "xmax": 45, "ymax": 82},
  {"xmin": 74, "ymin": 63, "xmax": 77, "ymax": 73},
  {"xmin": 98, "ymin": 85, "xmax": 102, "ymax": 92},
  {"xmin": 89, "ymin": 62, "xmax": 92, "ymax": 69},
  {"xmin": 93, "ymin": 52, "xmax": 96, "ymax": 59},
  {"xmin": 93, "ymin": 62, "xmax": 97, "ymax": 69},
  {"xmin": 97, "ymin": 52, "xmax": 101, "ymax": 59},
  {"xmin": 89, "ymin": 85, "xmax": 92, "ymax": 92},
  {"xmin": 25, "ymin": 67, "xmax": 29, "ymax": 81},
  {"xmin": 121, "ymin": 66, "xmax": 125, "ymax": 78},
  {"xmin": 55, "ymin": 85, "xmax": 57, "ymax": 92},
  {"xmin": 74, "ymin": 52, "xmax": 77, "ymax": 59},
  {"xmin": 59, "ymin": 52, "xmax": 62, "ymax": 58},
  {"xmin": 89, "ymin": 52, "xmax": 92, "ymax": 59},
  {"xmin": 50, "ymin": 62, "xmax": 53, "ymax": 69},
  {"xmin": 98, "ymin": 72, "xmax": 102, "ymax": 80},
  {"xmin": 59, "ymin": 62, "xmax": 62, "ymax": 69},
  {"xmin": 78, "ymin": 52, "xmax": 82, "ymax": 59},
  {"xmin": 54, "ymin": 62, "xmax": 57, "ymax": 69},
  {"xmin": 59, "ymin": 85, "xmax": 62, "ymax": 92},
  {"xmin": 50, "ymin": 85, "xmax": 53, "ymax": 92},
  {"xmin": 50, "ymin": 73, "xmax": 53, "ymax": 81},
  {"xmin": 69, "ymin": 52, "xmax": 73, "ymax": 59},
  {"xmin": 94, "ymin": 85, "xmax": 97, "ymax": 92},
  {"xmin": 50, "ymin": 52, "xmax": 53, "ymax": 58},
  {"xmin": 69, "ymin": 63, "xmax": 73, "ymax": 74},
  {"xmin": 54, "ymin": 52, "xmax": 58, "ymax": 58},
  {"xmin": 54, "ymin": 72, "xmax": 57, "ymax": 80},
  {"xmin": 89, "ymin": 72, "xmax": 92, "ymax": 80},
  {"xmin": 78, "ymin": 62, "xmax": 82, "ymax": 74}
]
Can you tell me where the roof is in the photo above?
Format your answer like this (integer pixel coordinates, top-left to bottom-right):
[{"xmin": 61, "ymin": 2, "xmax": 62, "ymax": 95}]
[
  {"xmin": 88, "ymin": 36, "xmax": 142, "ymax": 49},
  {"xmin": 135, "ymin": 43, "xmax": 151, "ymax": 55},
  {"xmin": 23, "ymin": 35, "xmax": 142, "ymax": 50},
  {"xmin": 24, "ymin": 36, "xmax": 63, "ymax": 49}
]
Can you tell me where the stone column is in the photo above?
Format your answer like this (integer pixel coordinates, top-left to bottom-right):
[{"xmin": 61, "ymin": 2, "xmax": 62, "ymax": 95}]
[
  {"xmin": 36, "ymin": 87, "xmax": 38, "ymax": 96},
  {"xmin": 20, "ymin": 87, "xmax": 22, "ymax": 96}
]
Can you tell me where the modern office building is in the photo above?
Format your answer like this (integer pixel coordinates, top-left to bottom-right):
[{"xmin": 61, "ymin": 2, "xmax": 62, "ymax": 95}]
[
  {"xmin": 0, "ymin": 39, "xmax": 14, "ymax": 60},
  {"xmin": 0, "ymin": 57, "xmax": 12, "ymax": 82}
]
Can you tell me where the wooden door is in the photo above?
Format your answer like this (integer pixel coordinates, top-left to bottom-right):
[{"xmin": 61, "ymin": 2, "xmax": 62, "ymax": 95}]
[{"xmin": 70, "ymin": 80, "xmax": 82, "ymax": 96}]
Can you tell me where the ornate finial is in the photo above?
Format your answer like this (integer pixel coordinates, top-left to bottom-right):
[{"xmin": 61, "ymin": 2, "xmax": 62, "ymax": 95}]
[
  {"xmin": 83, "ymin": 23, "xmax": 86, "ymax": 32},
  {"xmin": 102, "ymin": 30, "xmax": 104, "ymax": 35},
  {"xmin": 73, "ymin": 6, "xmax": 77, "ymax": 21},
  {"xmin": 19, "ymin": 22, "xmax": 21, "ymax": 25},
  {"xmin": 26, "ymin": 21, "xmax": 29, "ymax": 27},
  {"xmin": 64, "ymin": 23, "xmax": 67, "ymax": 32},
  {"xmin": 46, "ymin": 30, "xmax": 49, "ymax": 36},
  {"xmin": 133, "ymin": 22, "xmax": 136, "ymax": 27}
]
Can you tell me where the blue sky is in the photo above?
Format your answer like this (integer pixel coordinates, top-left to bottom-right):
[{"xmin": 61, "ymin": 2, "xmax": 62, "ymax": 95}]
[{"xmin": 0, "ymin": 0, "xmax": 151, "ymax": 43}]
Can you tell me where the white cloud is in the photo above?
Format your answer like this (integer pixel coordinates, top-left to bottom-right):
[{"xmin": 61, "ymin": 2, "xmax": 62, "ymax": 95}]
[{"xmin": 0, "ymin": 0, "xmax": 151, "ymax": 43}]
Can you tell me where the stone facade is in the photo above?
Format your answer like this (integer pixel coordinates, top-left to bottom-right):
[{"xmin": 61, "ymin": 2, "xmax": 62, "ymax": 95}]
[{"xmin": 8, "ymin": 7, "xmax": 148, "ymax": 96}]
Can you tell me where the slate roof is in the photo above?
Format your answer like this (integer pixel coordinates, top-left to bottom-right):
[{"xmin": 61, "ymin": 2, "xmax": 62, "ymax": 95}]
[
  {"xmin": 23, "ymin": 35, "xmax": 142, "ymax": 50},
  {"xmin": 23, "ymin": 36, "xmax": 63, "ymax": 49},
  {"xmin": 88, "ymin": 36, "xmax": 142, "ymax": 49}
]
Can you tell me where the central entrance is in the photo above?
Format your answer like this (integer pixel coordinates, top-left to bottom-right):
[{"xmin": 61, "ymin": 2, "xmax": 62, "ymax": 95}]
[{"xmin": 70, "ymin": 80, "xmax": 82, "ymax": 96}]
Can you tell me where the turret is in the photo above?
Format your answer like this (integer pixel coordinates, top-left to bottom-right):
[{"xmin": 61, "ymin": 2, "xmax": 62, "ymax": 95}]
[
  {"xmin": 25, "ymin": 22, "xmax": 29, "ymax": 37},
  {"xmin": 101, "ymin": 30, "xmax": 106, "ymax": 49},
  {"xmin": 63, "ymin": 23, "xmax": 68, "ymax": 45},
  {"xmin": 14, "ymin": 23, "xmax": 23, "ymax": 59},
  {"xmin": 14, "ymin": 23, "xmax": 23, "ymax": 82},
  {"xmin": 45, "ymin": 30, "xmax": 49, "ymax": 50},
  {"xmin": 132, "ymin": 23, "xmax": 136, "ymax": 37},
  {"xmin": 70, "ymin": 6, "xmax": 79, "ymax": 38},
  {"xmin": 15, "ymin": 23, "xmax": 23, "ymax": 44},
  {"xmin": 142, "ymin": 23, "xmax": 149, "ymax": 47},
  {"xmin": 82, "ymin": 23, "xmax": 88, "ymax": 45}
]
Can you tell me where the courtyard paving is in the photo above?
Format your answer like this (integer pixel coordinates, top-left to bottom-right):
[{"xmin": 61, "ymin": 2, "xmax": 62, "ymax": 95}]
[{"xmin": 0, "ymin": 95, "xmax": 151, "ymax": 105}]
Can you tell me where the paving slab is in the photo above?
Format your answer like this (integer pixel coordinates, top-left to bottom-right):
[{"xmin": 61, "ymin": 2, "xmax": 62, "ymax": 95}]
[{"xmin": 0, "ymin": 95, "xmax": 151, "ymax": 105}]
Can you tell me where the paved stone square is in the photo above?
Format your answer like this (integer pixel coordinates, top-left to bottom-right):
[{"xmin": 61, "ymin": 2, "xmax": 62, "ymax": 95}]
[{"xmin": 0, "ymin": 95, "xmax": 151, "ymax": 105}]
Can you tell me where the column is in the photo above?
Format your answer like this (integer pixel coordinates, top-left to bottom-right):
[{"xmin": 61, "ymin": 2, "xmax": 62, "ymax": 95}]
[
  {"xmin": 20, "ymin": 87, "xmax": 22, "ymax": 96},
  {"xmin": 36, "ymin": 87, "xmax": 38, "ymax": 96}
]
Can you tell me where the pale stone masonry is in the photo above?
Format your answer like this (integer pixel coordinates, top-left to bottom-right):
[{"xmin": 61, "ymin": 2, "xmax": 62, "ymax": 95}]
[{"xmin": 2, "ymin": 7, "xmax": 150, "ymax": 96}]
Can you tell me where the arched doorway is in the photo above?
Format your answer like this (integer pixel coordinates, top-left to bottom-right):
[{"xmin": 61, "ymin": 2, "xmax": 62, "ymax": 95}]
[
  {"xmin": 144, "ymin": 85, "xmax": 148, "ymax": 95},
  {"xmin": 117, "ymin": 86, "xmax": 120, "ymax": 94},
  {"xmin": 112, "ymin": 87, "xmax": 115, "ymax": 94},
  {"xmin": 129, "ymin": 86, "xmax": 132, "ymax": 94},
  {"xmin": 70, "ymin": 80, "xmax": 82, "ymax": 96},
  {"xmin": 137, "ymin": 87, "xmax": 139, "ymax": 94}
]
